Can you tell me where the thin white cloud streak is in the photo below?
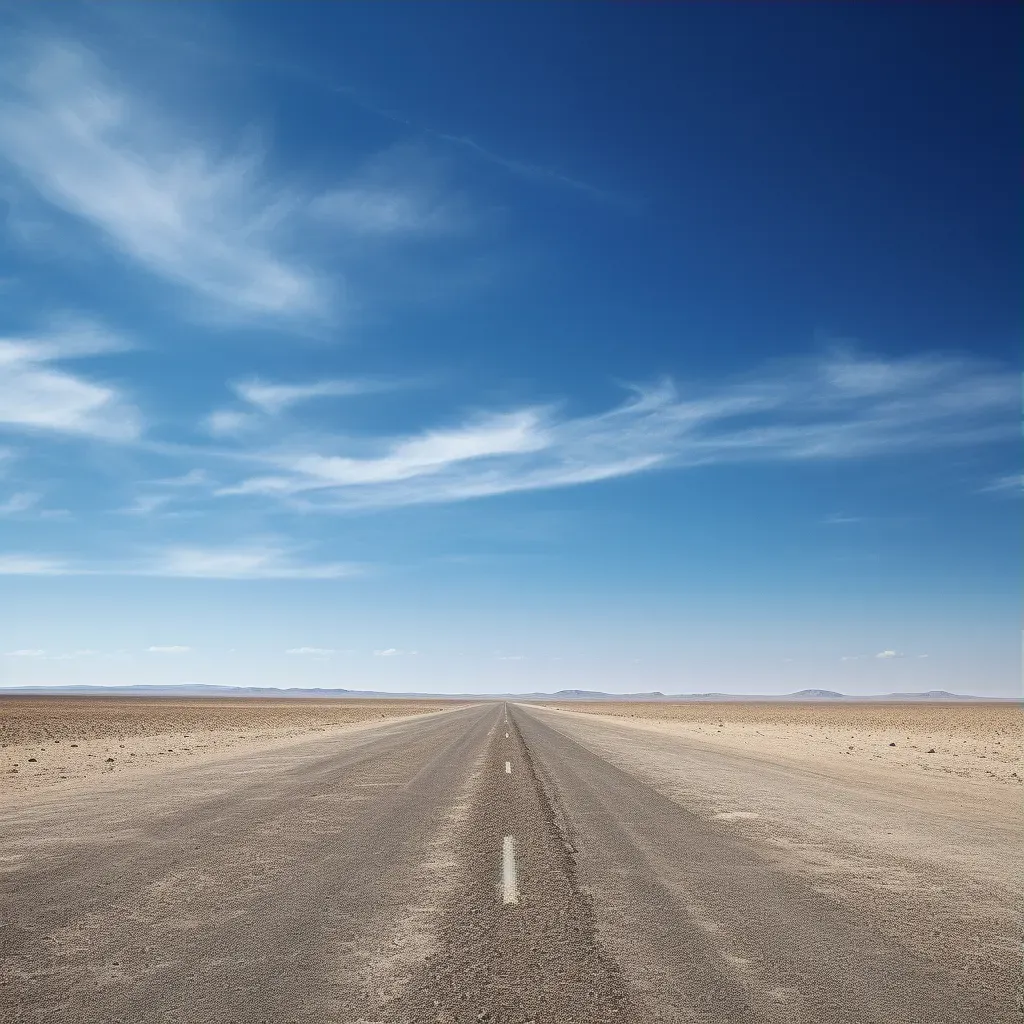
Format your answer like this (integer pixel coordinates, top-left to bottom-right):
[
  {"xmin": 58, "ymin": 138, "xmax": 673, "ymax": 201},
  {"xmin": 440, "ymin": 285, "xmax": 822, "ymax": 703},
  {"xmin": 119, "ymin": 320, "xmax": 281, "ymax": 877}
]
[
  {"xmin": 214, "ymin": 349, "xmax": 1017, "ymax": 511},
  {"xmin": 0, "ymin": 543, "xmax": 362, "ymax": 579},
  {"xmin": 146, "ymin": 645, "xmax": 191, "ymax": 654},
  {"xmin": 0, "ymin": 40, "xmax": 326, "ymax": 322},
  {"xmin": 286, "ymin": 647, "xmax": 336, "ymax": 656},
  {"xmin": 875, "ymin": 650, "xmax": 904, "ymax": 659},
  {"xmin": 118, "ymin": 494, "xmax": 172, "ymax": 516},
  {"xmin": 204, "ymin": 409, "xmax": 257, "ymax": 437},
  {"xmin": 0, "ymin": 491, "xmax": 39, "ymax": 514},
  {"xmin": 303, "ymin": 70, "xmax": 616, "ymax": 203},
  {"xmin": 0, "ymin": 321, "xmax": 141, "ymax": 440},
  {"xmin": 0, "ymin": 555, "xmax": 72, "ymax": 575},
  {"xmin": 149, "ymin": 28, "xmax": 615, "ymax": 206},
  {"xmin": 156, "ymin": 469, "xmax": 208, "ymax": 487},
  {"xmin": 142, "ymin": 544, "xmax": 362, "ymax": 580},
  {"xmin": 432, "ymin": 131, "xmax": 620, "ymax": 205},
  {"xmin": 981, "ymin": 473, "xmax": 1023, "ymax": 495},
  {"xmin": 233, "ymin": 377, "xmax": 403, "ymax": 415},
  {"xmin": 200, "ymin": 376, "xmax": 414, "ymax": 439},
  {"xmin": 4, "ymin": 648, "xmax": 46, "ymax": 657},
  {"xmin": 310, "ymin": 185, "xmax": 460, "ymax": 236}
]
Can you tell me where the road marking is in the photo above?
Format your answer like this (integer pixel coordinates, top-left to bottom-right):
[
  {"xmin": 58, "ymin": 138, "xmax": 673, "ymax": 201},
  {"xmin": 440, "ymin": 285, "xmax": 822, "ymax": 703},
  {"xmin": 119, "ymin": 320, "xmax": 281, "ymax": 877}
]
[
  {"xmin": 505, "ymin": 732, "xmax": 509, "ymax": 738},
  {"xmin": 505, "ymin": 760, "xmax": 511, "ymax": 774},
  {"xmin": 502, "ymin": 836, "xmax": 518, "ymax": 904}
]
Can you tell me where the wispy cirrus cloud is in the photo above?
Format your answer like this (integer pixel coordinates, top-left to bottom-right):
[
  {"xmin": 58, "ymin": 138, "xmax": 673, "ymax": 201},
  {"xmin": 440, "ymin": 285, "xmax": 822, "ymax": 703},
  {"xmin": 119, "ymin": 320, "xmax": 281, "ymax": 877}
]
[
  {"xmin": 0, "ymin": 555, "xmax": 70, "ymax": 576},
  {"xmin": 139, "ymin": 544, "xmax": 362, "ymax": 580},
  {"xmin": 981, "ymin": 473, "xmax": 1023, "ymax": 495},
  {"xmin": 204, "ymin": 409, "xmax": 258, "ymax": 438},
  {"xmin": 156, "ymin": 469, "xmax": 208, "ymax": 487},
  {"xmin": 308, "ymin": 144, "xmax": 467, "ymax": 236},
  {"xmin": 0, "ymin": 38, "xmax": 488, "ymax": 327},
  {"xmin": 286, "ymin": 647, "xmax": 338, "ymax": 656},
  {"xmin": 0, "ymin": 542, "xmax": 362, "ymax": 580},
  {"xmin": 201, "ymin": 376, "xmax": 409, "ymax": 439},
  {"xmin": 117, "ymin": 494, "xmax": 172, "ymax": 516},
  {"xmin": 0, "ymin": 490, "xmax": 39, "ymax": 515},
  {"xmin": 232, "ymin": 376, "xmax": 403, "ymax": 415},
  {"xmin": 211, "ymin": 348, "xmax": 1016, "ymax": 512},
  {"xmin": 0, "ymin": 320, "xmax": 140, "ymax": 440},
  {"xmin": 146, "ymin": 645, "xmax": 190, "ymax": 654},
  {"xmin": 843, "ymin": 651, "xmax": 927, "ymax": 661},
  {"xmin": 0, "ymin": 40, "xmax": 327, "ymax": 323},
  {"xmin": 433, "ymin": 130, "xmax": 620, "ymax": 205},
  {"xmin": 311, "ymin": 186, "xmax": 456, "ymax": 235}
]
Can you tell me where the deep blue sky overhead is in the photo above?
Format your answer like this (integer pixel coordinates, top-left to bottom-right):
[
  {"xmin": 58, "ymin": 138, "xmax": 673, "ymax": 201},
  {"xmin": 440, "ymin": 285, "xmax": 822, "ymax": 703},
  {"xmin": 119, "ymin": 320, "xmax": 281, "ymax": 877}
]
[{"xmin": 0, "ymin": 3, "xmax": 1019, "ymax": 695}]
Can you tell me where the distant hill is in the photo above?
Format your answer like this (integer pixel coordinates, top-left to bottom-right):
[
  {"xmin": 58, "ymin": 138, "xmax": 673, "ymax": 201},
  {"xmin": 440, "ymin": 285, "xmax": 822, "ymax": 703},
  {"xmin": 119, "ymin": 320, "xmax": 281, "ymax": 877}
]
[{"xmin": 0, "ymin": 683, "xmax": 1011, "ymax": 701}]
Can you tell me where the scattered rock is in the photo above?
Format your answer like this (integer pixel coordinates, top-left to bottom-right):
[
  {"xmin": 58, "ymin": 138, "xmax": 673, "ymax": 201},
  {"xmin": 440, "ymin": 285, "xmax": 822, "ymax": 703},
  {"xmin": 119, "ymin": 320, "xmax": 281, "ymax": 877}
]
[
  {"xmin": 27, "ymin": 757, "xmax": 36, "ymax": 762},
  {"xmin": 105, "ymin": 757, "xmax": 115, "ymax": 763},
  {"xmin": 889, "ymin": 742, "xmax": 896, "ymax": 747},
  {"xmin": 927, "ymin": 748, "xmax": 936, "ymax": 754}
]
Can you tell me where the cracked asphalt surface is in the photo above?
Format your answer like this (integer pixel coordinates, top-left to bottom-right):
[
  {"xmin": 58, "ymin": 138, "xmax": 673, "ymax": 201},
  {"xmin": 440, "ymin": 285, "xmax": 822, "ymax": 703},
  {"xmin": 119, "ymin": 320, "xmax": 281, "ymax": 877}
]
[{"xmin": 1, "ymin": 702, "xmax": 1015, "ymax": 1023}]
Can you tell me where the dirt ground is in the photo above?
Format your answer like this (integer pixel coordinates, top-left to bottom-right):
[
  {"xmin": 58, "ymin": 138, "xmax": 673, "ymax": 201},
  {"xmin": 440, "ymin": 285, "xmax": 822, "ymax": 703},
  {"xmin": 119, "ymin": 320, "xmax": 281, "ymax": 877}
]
[
  {"xmin": 0, "ymin": 696, "xmax": 467, "ymax": 798},
  {"xmin": 541, "ymin": 700, "xmax": 1023, "ymax": 788}
]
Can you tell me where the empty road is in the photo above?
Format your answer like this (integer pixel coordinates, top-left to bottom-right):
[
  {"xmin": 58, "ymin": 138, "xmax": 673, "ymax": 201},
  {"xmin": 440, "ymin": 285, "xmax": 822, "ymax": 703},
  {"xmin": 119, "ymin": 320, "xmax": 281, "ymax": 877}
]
[{"xmin": 1, "ymin": 702, "xmax": 1015, "ymax": 1023}]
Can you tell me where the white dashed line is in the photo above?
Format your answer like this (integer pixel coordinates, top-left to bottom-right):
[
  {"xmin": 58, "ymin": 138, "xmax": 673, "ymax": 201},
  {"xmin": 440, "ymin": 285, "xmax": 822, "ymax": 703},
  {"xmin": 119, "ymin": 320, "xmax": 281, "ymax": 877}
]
[
  {"xmin": 505, "ymin": 761, "xmax": 511, "ymax": 774},
  {"xmin": 502, "ymin": 836, "xmax": 518, "ymax": 904}
]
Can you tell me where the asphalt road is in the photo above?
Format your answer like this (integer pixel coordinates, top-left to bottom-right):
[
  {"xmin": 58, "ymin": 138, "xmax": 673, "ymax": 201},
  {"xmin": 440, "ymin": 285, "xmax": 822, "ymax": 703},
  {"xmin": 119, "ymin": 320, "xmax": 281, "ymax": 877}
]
[{"xmin": 1, "ymin": 702, "xmax": 1014, "ymax": 1023}]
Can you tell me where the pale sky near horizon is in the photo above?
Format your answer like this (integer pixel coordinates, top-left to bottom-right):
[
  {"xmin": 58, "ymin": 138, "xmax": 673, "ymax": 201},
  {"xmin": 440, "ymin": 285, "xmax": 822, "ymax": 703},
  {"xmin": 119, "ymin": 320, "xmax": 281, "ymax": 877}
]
[{"xmin": 0, "ymin": 3, "xmax": 1019, "ymax": 697}]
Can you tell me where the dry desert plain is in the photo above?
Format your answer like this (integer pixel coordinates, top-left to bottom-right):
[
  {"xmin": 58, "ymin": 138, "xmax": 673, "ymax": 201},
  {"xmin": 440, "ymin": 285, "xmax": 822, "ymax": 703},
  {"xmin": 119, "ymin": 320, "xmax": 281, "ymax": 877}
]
[
  {"xmin": 0, "ymin": 695, "xmax": 1020, "ymax": 1023},
  {"xmin": 0, "ymin": 696, "xmax": 467, "ymax": 795}
]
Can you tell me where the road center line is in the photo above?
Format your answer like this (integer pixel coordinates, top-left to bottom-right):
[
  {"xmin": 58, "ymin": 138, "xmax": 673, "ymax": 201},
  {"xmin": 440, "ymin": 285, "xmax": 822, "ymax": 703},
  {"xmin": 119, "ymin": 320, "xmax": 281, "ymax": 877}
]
[
  {"xmin": 505, "ymin": 760, "xmax": 511, "ymax": 774},
  {"xmin": 501, "ymin": 836, "xmax": 518, "ymax": 904}
]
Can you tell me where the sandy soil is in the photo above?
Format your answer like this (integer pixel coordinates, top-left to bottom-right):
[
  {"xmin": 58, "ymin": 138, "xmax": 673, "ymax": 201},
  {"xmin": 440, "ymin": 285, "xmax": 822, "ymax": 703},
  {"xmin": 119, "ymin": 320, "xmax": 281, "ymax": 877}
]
[
  {"xmin": 0, "ymin": 696, "xmax": 467, "ymax": 799},
  {"xmin": 541, "ymin": 700, "xmax": 1023, "ymax": 788}
]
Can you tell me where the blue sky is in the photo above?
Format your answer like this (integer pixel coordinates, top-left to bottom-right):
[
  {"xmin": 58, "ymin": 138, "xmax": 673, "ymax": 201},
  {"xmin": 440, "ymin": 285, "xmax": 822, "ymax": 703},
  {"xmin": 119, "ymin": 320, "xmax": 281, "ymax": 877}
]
[{"xmin": 0, "ymin": 3, "xmax": 1019, "ymax": 696}]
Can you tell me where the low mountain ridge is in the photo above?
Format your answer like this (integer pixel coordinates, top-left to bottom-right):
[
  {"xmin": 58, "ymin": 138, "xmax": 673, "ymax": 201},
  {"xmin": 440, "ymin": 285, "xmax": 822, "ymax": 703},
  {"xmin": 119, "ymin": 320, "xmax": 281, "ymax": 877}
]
[{"xmin": 0, "ymin": 683, "xmax": 1007, "ymax": 701}]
